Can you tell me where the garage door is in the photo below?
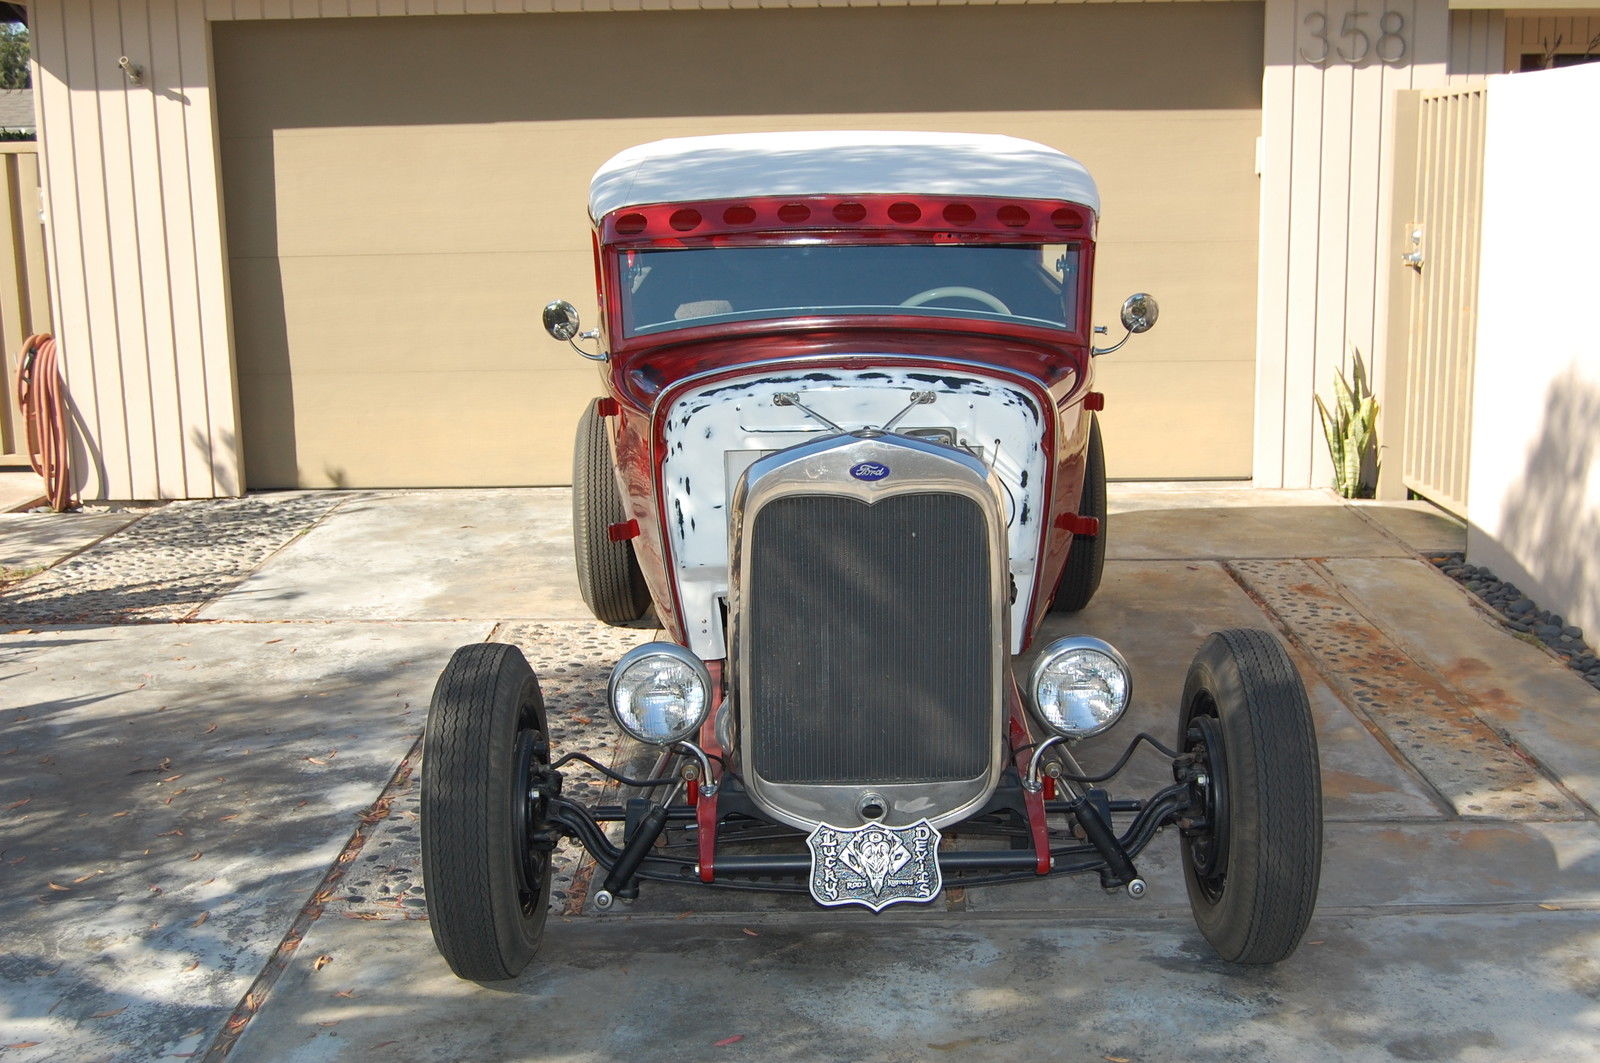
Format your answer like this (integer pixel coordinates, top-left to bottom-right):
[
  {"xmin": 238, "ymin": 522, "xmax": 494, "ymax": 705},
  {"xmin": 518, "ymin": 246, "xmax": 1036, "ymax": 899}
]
[{"xmin": 215, "ymin": 5, "xmax": 1262, "ymax": 488}]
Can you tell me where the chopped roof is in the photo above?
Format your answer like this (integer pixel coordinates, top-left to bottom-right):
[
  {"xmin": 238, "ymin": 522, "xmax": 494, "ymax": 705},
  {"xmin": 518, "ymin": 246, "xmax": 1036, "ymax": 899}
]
[{"xmin": 588, "ymin": 131, "xmax": 1099, "ymax": 221}]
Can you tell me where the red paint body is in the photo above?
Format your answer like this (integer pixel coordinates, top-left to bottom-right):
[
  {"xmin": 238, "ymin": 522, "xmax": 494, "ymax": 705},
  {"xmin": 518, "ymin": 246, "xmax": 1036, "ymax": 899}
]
[{"xmin": 587, "ymin": 193, "xmax": 1101, "ymax": 657}]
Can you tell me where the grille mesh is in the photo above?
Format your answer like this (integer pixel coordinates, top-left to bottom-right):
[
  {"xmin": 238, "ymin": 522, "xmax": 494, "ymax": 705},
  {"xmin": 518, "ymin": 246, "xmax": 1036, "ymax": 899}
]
[{"xmin": 747, "ymin": 492, "xmax": 992, "ymax": 785}]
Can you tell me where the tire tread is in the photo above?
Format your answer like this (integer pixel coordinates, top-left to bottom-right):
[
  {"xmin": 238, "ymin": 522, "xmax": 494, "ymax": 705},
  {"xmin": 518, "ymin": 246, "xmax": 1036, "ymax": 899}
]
[
  {"xmin": 1052, "ymin": 414, "xmax": 1107, "ymax": 613},
  {"xmin": 573, "ymin": 398, "xmax": 651, "ymax": 625},
  {"xmin": 422, "ymin": 643, "xmax": 546, "ymax": 981},
  {"xmin": 1181, "ymin": 628, "xmax": 1322, "ymax": 965}
]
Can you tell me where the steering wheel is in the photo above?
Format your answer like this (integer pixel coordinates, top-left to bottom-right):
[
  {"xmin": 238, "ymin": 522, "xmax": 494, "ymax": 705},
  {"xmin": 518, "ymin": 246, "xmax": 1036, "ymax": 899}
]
[{"xmin": 899, "ymin": 286, "xmax": 1012, "ymax": 315}]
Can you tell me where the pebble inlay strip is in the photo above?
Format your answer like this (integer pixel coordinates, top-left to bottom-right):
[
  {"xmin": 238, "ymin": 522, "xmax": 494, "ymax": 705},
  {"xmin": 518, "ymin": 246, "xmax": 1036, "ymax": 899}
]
[
  {"xmin": 0, "ymin": 493, "xmax": 349, "ymax": 624},
  {"xmin": 327, "ymin": 620, "xmax": 649, "ymax": 920},
  {"xmin": 1230, "ymin": 559, "xmax": 1582, "ymax": 821}
]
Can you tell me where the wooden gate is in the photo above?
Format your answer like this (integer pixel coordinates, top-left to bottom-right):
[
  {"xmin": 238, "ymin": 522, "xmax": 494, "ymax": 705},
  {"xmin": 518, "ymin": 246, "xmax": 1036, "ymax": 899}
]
[
  {"xmin": 0, "ymin": 143, "xmax": 51, "ymax": 467},
  {"xmin": 1386, "ymin": 86, "xmax": 1488, "ymax": 517}
]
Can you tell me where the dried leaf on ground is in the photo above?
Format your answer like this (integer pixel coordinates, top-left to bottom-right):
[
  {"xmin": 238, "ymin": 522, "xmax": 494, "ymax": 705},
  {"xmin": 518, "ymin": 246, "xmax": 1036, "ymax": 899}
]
[
  {"xmin": 90, "ymin": 1007, "xmax": 126, "ymax": 1019},
  {"xmin": 713, "ymin": 1035, "xmax": 744, "ymax": 1047},
  {"xmin": 741, "ymin": 928, "xmax": 759, "ymax": 936},
  {"xmin": 46, "ymin": 882, "xmax": 70, "ymax": 891},
  {"xmin": 192, "ymin": 912, "xmax": 209, "ymax": 927},
  {"xmin": 5, "ymin": 798, "xmax": 29, "ymax": 811},
  {"xmin": 313, "ymin": 954, "xmax": 334, "ymax": 971}
]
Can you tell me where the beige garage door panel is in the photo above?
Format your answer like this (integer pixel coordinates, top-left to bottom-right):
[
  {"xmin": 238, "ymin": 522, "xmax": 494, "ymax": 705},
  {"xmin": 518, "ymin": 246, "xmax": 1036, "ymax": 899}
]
[
  {"xmin": 228, "ymin": 254, "xmax": 580, "ymax": 376},
  {"xmin": 239, "ymin": 366, "xmax": 602, "ymax": 489},
  {"xmin": 217, "ymin": 5, "xmax": 1261, "ymax": 489},
  {"xmin": 221, "ymin": 128, "xmax": 598, "ymax": 261},
  {"xmin": 1094, "ymin": 360, "xmax": 1256, "ymax": 479}
]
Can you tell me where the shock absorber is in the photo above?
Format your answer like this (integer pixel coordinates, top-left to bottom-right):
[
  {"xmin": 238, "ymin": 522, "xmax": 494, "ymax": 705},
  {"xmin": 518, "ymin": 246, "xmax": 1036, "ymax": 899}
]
[{"xmin": 592, "ymin": 799, "xmax": 671, "ymax": 909}]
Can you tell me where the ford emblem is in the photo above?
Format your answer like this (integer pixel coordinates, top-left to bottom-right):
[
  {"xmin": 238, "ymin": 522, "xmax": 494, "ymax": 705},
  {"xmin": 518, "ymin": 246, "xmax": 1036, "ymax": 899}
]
[{"xmin": 850, "ymin": 462, "xmax": 891, "ymax": 482}]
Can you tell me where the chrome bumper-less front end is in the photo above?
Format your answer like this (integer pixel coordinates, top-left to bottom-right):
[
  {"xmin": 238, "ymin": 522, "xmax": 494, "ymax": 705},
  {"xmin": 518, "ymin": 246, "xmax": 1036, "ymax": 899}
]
[{"xmin": 727, "ymin": 431, "xmax": 1011, "ymax": 833}]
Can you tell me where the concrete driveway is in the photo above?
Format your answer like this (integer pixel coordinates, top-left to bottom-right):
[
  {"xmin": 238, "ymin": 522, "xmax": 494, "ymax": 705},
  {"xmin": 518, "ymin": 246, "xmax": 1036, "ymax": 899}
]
[{"xmin": 1, "ymin": 487, "xmax": 1596, "ymax": 1062}]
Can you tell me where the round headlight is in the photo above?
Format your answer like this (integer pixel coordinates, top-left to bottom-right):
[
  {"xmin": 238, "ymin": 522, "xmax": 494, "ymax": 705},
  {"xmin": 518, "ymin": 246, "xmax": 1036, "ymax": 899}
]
[
  {"xmin": 607, "ymin": 643, "xmax": 712, "ymax": 746},
  {"xmin": 1028, "ymin": 636, "xmax": 1132, "ymax": 739}
]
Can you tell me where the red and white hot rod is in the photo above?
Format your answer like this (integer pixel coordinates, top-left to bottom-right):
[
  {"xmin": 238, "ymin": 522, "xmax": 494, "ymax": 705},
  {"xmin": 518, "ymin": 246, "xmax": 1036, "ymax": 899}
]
[{"xmin": 421, "ymin": 132, "xmax": 1323, "ymax": 980}]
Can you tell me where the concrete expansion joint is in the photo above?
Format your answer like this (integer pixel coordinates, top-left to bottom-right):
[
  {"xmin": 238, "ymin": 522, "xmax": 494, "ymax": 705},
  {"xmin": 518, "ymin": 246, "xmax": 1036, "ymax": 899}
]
[
  {"xmin": 200, "ymin": 739, "xmax": 425, "ymax": 1063},
  {"xmin": 1341, "ymin": 498, "xmax": 1439, "ymax": 560}
]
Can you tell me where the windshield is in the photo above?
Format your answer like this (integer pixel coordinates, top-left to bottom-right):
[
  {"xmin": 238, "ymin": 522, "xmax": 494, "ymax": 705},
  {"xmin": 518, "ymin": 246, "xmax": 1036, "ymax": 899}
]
[{"xmin": 617, "ymin": 242, "xmax": 1081, "ymax": 337}]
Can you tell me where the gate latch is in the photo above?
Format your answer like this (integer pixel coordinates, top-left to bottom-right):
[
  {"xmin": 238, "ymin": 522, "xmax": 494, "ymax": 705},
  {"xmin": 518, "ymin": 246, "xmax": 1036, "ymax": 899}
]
[{"xmin": 1401, "ymin": 224, "xmax": 1424, "ymax": 271}]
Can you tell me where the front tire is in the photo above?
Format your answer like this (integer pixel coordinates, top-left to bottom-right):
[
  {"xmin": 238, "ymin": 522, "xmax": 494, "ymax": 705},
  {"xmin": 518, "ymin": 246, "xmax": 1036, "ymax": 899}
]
[
  {"xmin": 1178, "ymin": 629, "xmax": 1322, "ymax": 964},
  {"xmin": 1051, "ymin": 414, "xmax": 1107, "ymax": 613},
  {"xmin": 422, "ymin": 643, "xmax": 552, "ymax": 981},
  {"xmin": 572, "ymin": 398, "xmax": 652, "ymax": 625}
]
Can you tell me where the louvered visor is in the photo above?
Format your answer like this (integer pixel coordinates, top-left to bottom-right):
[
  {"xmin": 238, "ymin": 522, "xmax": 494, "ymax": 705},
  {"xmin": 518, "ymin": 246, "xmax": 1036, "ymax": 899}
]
[{"xmin": 729, "ymin": 432, "xmax": 1009, "ymax": 832}]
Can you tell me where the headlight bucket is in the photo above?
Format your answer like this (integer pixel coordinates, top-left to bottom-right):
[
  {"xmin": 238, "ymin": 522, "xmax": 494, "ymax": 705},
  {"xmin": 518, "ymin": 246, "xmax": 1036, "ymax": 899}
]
[
  {"xmin": 607, "ymin": 642, "xmax": 713, "ymax": 746},
  {"xmin": 1027, "ymin": 636, "xmax": 1132, "ymax": 739}
]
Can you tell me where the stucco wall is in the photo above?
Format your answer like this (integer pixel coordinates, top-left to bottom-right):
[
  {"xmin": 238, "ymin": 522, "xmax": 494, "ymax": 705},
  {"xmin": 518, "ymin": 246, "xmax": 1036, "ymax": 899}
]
[{"xmin": 1467, "ymin": 62, "xmax": 1600, "ymax": 643}]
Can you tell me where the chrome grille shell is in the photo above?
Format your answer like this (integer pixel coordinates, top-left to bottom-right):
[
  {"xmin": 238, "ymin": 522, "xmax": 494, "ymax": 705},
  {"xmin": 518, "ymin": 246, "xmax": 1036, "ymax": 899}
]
[{"xmin": 728, "ymin": 432, "xmax": 1010, "ymax": 831}]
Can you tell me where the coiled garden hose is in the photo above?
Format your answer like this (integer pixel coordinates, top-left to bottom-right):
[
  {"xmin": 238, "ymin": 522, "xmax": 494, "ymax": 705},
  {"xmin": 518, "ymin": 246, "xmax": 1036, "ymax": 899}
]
[{"xmin": 15, "ymin": 333, "xmax": 74, "ymax": 512}]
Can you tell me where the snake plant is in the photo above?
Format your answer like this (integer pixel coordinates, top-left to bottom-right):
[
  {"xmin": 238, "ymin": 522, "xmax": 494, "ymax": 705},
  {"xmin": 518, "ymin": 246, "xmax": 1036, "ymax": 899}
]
[{"xmin": 1315, "ymin": 350, "xmax": 1379, "ymax": 499}]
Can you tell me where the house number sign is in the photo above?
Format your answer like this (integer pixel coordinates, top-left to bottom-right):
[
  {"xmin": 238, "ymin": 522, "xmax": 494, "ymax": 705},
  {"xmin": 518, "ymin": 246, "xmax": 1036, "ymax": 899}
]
[{"xmin": 1300, "ymin": 7, "xmax": 1408, "ymax": 65}]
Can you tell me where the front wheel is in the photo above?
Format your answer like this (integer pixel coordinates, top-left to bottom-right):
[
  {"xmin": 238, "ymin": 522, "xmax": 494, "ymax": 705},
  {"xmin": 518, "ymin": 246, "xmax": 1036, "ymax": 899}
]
[
  {"xmin": 1177, "ymin": 628, "xmax": 1322, "ymax": 964},
  {"xmin": 572, "ymin": 398, "xmax": 652, "ymax": 625},
  {"xmin": 1051, "ymin": 413, "xmax": 1106, "ymax": 613},
  {"xmin": 421, "ymin": 643, "xmax": 553, "ymax": 981}
]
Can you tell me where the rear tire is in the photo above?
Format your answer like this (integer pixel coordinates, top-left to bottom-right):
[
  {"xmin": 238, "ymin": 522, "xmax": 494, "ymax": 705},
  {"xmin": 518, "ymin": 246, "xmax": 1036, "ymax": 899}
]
[
  {"xmin": 1051, "ymin": 414, "xmax": 1107, "ymax": 612},
  {"xmin": 1178, "ymin": 629, "xmax": 1322, "ymax": 965},
  {"xmin": 572, "ymin": 398, "xmax": 652, "ymax": 625},
  {"xmin": 422, "ymin": 643, "xmax": 552, "ymax": 981}
]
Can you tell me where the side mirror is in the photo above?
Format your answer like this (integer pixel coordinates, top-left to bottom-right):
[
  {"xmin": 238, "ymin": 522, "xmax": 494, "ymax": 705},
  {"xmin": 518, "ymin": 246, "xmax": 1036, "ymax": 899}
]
[
  {"xmin": 1092, "ymin": 292, "xmax": 1160, "ymax": 356},
  {"xmin": 1120, "ymin": 293, "xmax": 1159, "ymax": 334},
  {"xmin": 542, "ymin": 300, "xmax": 582, "ymax": 341}
]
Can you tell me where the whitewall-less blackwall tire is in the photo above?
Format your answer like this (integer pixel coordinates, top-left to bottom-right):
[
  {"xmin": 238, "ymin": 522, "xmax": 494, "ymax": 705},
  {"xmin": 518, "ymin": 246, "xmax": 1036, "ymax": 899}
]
[
  {"xmin": 572, "ymin": 398, "xmax": 653, "ymax": 625},
  {"xmin": 422, "ymin": 643, "xmax": 552, "ymax": 981},
  {"xmin": 1178, "ymin": 628, "xmax": 1323, "ymax": 965}
]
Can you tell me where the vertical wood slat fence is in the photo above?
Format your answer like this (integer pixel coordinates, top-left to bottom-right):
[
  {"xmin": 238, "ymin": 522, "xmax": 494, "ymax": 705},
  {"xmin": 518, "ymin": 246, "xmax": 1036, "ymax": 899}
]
[
  {"xmin": 0, "ymin": 144, "xmax": 51, "ymax": 467},
  {"xmin": 1395, "ymin": 85, "xmax": 1487, "ymax": 518}
]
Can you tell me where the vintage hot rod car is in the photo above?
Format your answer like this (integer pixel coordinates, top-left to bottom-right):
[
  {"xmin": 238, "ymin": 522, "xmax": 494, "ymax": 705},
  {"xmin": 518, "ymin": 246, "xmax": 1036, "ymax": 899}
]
[{"xmin": 421, "ymin": 132, "xmax": 1323, "ymax": 981}]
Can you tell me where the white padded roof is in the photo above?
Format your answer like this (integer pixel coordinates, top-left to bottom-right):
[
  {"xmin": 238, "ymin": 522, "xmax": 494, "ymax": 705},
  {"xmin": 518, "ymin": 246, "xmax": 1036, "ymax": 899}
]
[{"xmin": 588, "ymin": 131, "xmax": 1100, "ymax": 221}]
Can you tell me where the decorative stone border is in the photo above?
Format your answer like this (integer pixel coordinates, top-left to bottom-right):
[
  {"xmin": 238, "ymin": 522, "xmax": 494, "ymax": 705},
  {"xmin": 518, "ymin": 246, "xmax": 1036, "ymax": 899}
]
[{"xmin": 1429, "ymin": 553, "xmax": 1600, "ymax": 691}]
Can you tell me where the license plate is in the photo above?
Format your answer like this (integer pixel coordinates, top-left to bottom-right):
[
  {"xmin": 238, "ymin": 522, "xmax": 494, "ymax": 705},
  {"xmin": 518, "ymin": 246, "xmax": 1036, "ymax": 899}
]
[{"xmin": 806, "ymin": 819, "xmax": 943, "ymax": 911}]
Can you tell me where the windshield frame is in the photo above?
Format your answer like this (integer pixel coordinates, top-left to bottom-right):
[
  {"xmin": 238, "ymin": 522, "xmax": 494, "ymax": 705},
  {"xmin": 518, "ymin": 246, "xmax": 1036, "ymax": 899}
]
[
  {"xmin": 615, "ymin": 239, "xmax": 1086, "ymax": 339},
  {"xmin": 595, "ymin": 195, "xmax": 1097, "ymax": 353}
]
